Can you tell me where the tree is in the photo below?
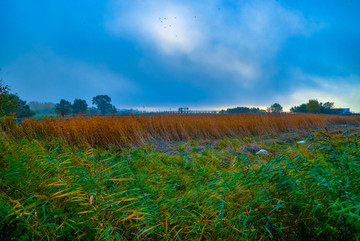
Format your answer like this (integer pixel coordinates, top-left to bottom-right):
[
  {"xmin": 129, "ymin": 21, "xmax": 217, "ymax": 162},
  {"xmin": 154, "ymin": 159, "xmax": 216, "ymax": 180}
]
[
  {"xmin": 291, "ymin": 100, "xmax": 335, "ymax": 114},
  {"xmin": 2, "ymin": 94, "xmax": 35, "ymax": 118},
  {"xmin": 72, "ymin": 99, "xmax": 88, "ymax": 115},
  {"xmin": 92, "ymin": 95, "xmax": 115, "ymax": 115},
  {"xmin": 55, "ymin": 99, "xmax": 72, "ymax": 116},
  {"xmin": 226, "ymin": 107, "xmax": 260, "ymax": 114},
  {"xmin": 306, "ymin": 99, "xmax": 321, "ymax": 113},
  {"xmin": 0, "ymin": 80, "xmax": 14, "ymax": 117},
  {"xmin": 269, "ymin": 103, "xmax": 283, "ymax": 113},
  {"xmin": 1, "ymin": 80, "xmax": 34, "ymax": 118},
  {"xmin": 110, "ymin": 105, "xmax": 118, "ymax": 115},
  {"xmin": 320, "ymin": 102, "xmax": 334, "ymax": 114},
  {"xmin": 290, "ymin": 103, "xmax": 308, "ymax": 113}
]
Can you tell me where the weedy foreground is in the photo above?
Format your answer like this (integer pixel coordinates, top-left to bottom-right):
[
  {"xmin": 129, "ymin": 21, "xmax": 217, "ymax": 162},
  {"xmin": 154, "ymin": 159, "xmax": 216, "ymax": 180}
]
[{"xmin": 0, "ymin": 114, "xmax": 360, "ymax": 240}]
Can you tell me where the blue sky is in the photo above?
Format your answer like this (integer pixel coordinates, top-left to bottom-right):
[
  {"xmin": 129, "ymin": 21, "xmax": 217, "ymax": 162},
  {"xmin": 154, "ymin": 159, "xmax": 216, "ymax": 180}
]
[{"xmin": 1, "ymin": 0, "xmax": 359, "ymax": 111}]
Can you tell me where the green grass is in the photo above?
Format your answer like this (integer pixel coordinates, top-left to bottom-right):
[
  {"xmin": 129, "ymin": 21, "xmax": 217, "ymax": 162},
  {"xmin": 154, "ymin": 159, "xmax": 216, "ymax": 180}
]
[
  {"xmin": 32, "ymin": 114, "xmax": 58, "ymax": 119},
  {"xmin": 1, "ymin": 129, "xmax": 360, "ymax": 240}
]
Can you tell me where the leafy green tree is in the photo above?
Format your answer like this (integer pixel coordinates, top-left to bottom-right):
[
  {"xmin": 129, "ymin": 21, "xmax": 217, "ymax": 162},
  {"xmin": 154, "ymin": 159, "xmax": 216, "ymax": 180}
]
[
  {"xmin": 290, "ymin": 104, "xmax": 308, "ymax": 113},
  {"xmin": 1, "ymin": 80, "xmax": 34, "ymax": 118},
  {"xmin": 0, "ymin": 80, "xmax": 14, "ymax": 117},
  {"xmin": 72, "ymin": 99, "xmax": 88, "ymax": 115},
  {"xmin": 226, "ymin": 107, "xmax": 260, "ymax": 114},
  {"xmin": 55, "ymin": 99, "xmax": 72, "ymax": 116},
  {"xmin": 92, "ymin": 95, "xmax": 116, "ymax": 115},
  {"xmin": 320, "ymin": 102, "xmax": 334, "ymax": 114},
  {"xmin": 306, "ymin": 99, "xmax": 321, "ymax": 113},
  {"xmin": 291, "ymin": 101, "xmax": 334, "ymax": 114},
  {"xmin": 2, "ymin": 94, "xmax": 35, "ymax": 118},
  {"xmin": 110, "ymin": 105, "xmax": 118, "ymax": 115},
  {"xmin": 269, "ymin": 103, "xmax": 283, "ymax": 113}
]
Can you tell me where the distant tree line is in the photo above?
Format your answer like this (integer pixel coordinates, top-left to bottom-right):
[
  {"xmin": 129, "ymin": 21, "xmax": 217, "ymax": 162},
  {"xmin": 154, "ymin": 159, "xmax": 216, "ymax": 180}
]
[
  {"xmin": 54, "ymin": 95, "xmax": 118, "ymax": 116},
  {"xmin": 290, "ymin": 100, "xmax": 335, "ymax": 114},
  {"xmin": 0, "ymin": 80, "xmax": 351, "ymax": 119},
  {"xmin": 221, "ymin": 100, "xmax": 342, "ymax": 115},
  {"xmin": 221, "ymin": 103, "xmax": 283, "ymax": 114},
  {"xmin": 1, "ymin": 79, "xmax": 120, "ymax": 118},
  {"xmin": 221, "ymin": 107, "xmax": 264, "ymax": 114}
]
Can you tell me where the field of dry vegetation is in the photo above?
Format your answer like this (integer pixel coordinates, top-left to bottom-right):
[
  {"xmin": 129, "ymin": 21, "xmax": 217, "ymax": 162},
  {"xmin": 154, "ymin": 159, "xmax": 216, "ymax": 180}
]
[
  {"xmin": 2, "ymin": 113, "xmax": 359, "ymax": 148},
  {"xmin": 1, "ymin": 113, "xmax": 360, "ymax": 240}
]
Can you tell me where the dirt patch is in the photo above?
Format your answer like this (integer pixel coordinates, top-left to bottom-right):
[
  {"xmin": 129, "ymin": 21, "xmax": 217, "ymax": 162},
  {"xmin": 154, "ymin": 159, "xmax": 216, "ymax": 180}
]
[{"xmin": 144, "ymin": 124, "xmax": 360, "ymax": 155}]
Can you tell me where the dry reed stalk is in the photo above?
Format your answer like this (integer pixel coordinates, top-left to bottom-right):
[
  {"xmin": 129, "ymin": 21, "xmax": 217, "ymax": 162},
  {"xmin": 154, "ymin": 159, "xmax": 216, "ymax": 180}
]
[{"xmin": 11, "ymin": 114, "xmax": 360, "ymax": 149}]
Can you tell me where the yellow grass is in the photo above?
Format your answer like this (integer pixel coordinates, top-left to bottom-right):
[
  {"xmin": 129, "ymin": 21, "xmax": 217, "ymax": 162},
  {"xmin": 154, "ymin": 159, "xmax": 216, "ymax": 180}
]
[{"xmin": 8, "ymin": 113, "xmax": 360, "ymax": 148}]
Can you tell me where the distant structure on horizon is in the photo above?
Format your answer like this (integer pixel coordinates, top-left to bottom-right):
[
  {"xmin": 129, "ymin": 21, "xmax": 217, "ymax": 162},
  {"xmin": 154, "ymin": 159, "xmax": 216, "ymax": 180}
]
[
  {"xmin": 177, "ymin": 107, "xmax": 219, "ymax": 114},
  {"xmin": 331, "ymin": 108, "xmax": 351, "ymax": 115},
  {"xmin": 178, "ymin": 107, "xmax": 189, "ymax": 113}
]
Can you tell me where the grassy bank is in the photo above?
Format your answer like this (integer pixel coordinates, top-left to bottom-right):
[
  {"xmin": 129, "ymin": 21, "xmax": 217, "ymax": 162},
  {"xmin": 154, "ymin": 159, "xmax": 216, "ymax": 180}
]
[{"xmin": 1, "ymin": 127, "xmax": 360, "ymax": 240}]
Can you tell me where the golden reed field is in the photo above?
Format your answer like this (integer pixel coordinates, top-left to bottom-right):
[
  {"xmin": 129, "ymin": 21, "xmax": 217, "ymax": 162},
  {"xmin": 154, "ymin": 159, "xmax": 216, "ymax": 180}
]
[
  {"xmin": 2, "ymin": 113, "xmax": 360, "ymax": 148},
  {"xmin": 1, "ymin": 113, "xmax": 360, "ymax": 240}
]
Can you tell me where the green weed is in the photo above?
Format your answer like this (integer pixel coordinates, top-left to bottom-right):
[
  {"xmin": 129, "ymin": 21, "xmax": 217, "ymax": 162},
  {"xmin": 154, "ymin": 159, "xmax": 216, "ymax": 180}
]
[{"xmin": 0, "ymin": 129, "xmax": 360, "ymax": 240}]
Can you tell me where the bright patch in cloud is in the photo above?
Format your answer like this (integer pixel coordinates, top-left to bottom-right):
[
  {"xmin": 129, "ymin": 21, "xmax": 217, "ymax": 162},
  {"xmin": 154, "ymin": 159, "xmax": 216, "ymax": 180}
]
[
  {"xmin": 106, "ymin": 0, "xmax": 309, "ymax": 87},
  {"xmin": 107, "ymin": 2, "xmax": 203, "ymax": 55},
  {"xmin": 141, "ymin": 7, "xmax": 204, "ymax": 54}
]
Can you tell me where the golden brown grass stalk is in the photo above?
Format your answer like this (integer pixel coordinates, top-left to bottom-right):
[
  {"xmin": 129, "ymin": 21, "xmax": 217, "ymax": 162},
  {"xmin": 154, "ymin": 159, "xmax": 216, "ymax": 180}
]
[{"xmin": 11, "ymin": 113, "xmax": 360, "ymax": 148}]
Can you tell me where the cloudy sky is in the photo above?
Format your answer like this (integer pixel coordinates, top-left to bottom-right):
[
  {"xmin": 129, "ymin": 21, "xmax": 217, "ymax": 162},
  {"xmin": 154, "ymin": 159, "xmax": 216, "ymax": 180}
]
[{"xmin": 1, "ymin": 0, "xmax": 359, "ymax": 111}]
